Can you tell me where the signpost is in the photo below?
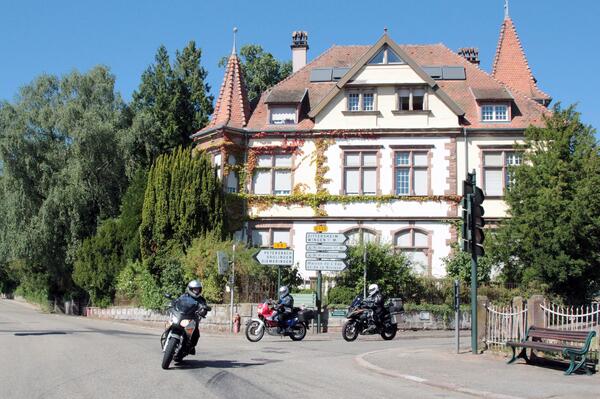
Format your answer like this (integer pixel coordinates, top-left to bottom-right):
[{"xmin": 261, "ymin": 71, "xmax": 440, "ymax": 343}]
[
  {"xmin": 306, "ymin": 227, "xmax": 349, "ymax": 334},
  {"xmin": 305, "ymin": 259, "xmax": 347, "ymax": 271},
  {"xmin": 253, "ymin": 247, "xmax": 295, "ymax": 295}
]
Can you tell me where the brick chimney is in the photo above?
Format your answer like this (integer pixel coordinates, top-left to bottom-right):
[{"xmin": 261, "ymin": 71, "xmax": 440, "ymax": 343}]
[
  {"xmin": 458, "ymin": 47, "xmax": 480, "ymax": 65},
  {"xmin": 291, "ymin": 31, "xmax": 309, "ymax": 73}
]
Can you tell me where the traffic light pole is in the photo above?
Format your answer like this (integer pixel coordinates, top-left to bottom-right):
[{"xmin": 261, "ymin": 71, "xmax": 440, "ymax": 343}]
[{"xmin": 470, "ymin": 215, "xmax": 478, "ymax": 355}]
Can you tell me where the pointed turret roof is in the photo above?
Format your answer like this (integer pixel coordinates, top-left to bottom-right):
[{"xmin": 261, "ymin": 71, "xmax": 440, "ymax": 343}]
[
  {"xmin": 196, "ymin": 40, "xmax": 250, "ymax": 136},
  {"xmin": 492, "ymin": 13, "xmax": 551, "ymax": 104}
]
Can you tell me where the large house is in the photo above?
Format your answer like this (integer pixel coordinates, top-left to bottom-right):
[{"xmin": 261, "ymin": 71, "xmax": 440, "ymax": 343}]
[{"xmin": 192, "ymin": 10, "xmax": 550, "ymax": 281}]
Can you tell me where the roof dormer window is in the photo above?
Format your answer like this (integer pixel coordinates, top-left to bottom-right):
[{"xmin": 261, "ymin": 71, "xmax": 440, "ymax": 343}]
[
  {"xmin": 269, "ymin": 105, "xmax": 297, "ymax": 125},
  {"xmin": 481, "ymin": 104, "xmax": 510, "ymax": 122},
  {"xmin": 368, "ymin": 45, "xmax": 405, "ymax": 65}
]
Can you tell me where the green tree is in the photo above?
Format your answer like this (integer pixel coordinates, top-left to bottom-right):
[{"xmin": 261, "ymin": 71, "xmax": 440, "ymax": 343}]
[
  {"xmin": 140, "ymin": 147, "xmax": 225, "ymax": 261},
  {"xmin": 335, "ymin": 242, "xmax": 415, "ymax": 299},
  {"xmin": 443, "ymin": 222, "xmax": 493, "ymax": 284},
  {"xmin": 219, "ymin": 44, "xmax": 292, "ymax": 104},
  {"xmin": 0, "ymin": 67, "xmax": 128, "ymax": 301},
  {"xmin": 493, "ymin": 105, "xmax": 600, "ymax": 304},
  {"xmin": 123, "ymin": 42, "xmax": 214, "ymax": 174}
]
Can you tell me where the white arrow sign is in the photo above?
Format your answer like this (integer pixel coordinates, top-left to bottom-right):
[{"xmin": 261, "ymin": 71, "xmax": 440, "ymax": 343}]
[
  {"xmin": 306, "ymin": 252, "xmax": 347, "ymax": 259},
  {"xmin": 305, "ymin": 244, "xmax": 348, "ymax": 252},
  {"xmin": 253, "ymin": 249, "xmax": 294, "ymax": 266},
  {"xmin": 305, "ymin": 259, "xmax": 347, "ymax": 271},
  {"xmin": 305, "ymin": 233, "xmax": 348, "ymax": 244}
]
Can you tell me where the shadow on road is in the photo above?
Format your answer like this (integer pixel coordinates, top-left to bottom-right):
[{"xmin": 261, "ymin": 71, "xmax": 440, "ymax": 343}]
[
  {"xmin": 14, "ymin": 331, "xmax": 67, "ymax": 336},
  {"xmin": 7, "ymin": 329, "xmax": 156, "ymax": 337},
  {"xmin": 172, "ymin": 358, "xmax": 281, "ymax": 370}
]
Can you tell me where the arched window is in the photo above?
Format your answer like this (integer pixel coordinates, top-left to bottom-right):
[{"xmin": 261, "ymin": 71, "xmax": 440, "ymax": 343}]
[
  {"xmin": 394, "ymin": 228, "xmax": 431, "ymax": 276},
  {"xmin": 346, "ymin": 227, "xmax": 378, "ymax": 246}
]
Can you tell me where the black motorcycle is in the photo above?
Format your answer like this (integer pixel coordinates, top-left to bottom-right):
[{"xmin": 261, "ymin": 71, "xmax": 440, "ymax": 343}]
[
  {"xmin": 342, "ymin": 295, "xmax": 403, "ymax": 342},
  {"xmin": 160, "ymin": 294, "xmax": 211, "ymax": 369}
]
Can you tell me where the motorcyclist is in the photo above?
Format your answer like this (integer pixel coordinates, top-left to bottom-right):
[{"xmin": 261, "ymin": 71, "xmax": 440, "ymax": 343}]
[
  {"xmin": 177, "ymin": 279, "xmax": 210, "ymax": 355},
  {"xmin": 275, "ymin": 286, "xmax": 294, "ymax": 333},
  {"xmin": 363, "ymin": 283, "xmax": 384, "ymax": 332}
]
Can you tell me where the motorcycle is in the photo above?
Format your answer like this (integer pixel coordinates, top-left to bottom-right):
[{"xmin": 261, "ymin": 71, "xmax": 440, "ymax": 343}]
[
  {"xmin": 245, "ymin": 299, "xmax": 314, "ymax": 342},
  {"xmin": 342, "ymin": 295, "xmax": 403, "ymax": 342},
  {"xmin": 160, "ymin": 293, "xmax": 211, "ymax": 369}
]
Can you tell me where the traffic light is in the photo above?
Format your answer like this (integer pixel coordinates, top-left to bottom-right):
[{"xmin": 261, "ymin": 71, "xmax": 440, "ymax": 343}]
[
  {"xmin": 471, "ymin": 185, "xmax": 485, "ymax": 257},
  {"xmin": 461, "ymin": 172, "xmax": 485, "ymax": 258}
]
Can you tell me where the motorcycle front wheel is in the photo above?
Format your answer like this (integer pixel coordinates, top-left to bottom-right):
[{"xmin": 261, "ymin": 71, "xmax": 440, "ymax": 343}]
[
  {"xmin": 289, "ymin": 323, "xmax": 307, "ymax": 341},
  {"xmin": 161, "ymin": 336, "xmax": 178, "ymax": 369},
  {"xmin": 245, "ymin": 320, "xmax": 265, "ymax": 342},
  {"xmin": 380, "ymin": 324, "xmax": 397, "ymax": 340},
  {"xmin": 342, "ymin": 320, "xmax": 359, "ymax": 342}
]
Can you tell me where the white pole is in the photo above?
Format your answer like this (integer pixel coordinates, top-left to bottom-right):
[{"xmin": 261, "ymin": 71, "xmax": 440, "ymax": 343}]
[{"xmin": 230, "ymin": 244, "xmax": 236, "ymax": 334}]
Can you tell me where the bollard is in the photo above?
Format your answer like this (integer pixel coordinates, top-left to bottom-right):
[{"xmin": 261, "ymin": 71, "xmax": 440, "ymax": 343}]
[{"xmin": 233, "ymin": 313, "xmax": 241, "ymax": 334}]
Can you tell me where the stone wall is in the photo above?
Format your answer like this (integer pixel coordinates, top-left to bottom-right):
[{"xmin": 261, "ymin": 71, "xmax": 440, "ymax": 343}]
[{"xmin": 84, "ymin": 304, "xmax": 471, "ymax": 333}]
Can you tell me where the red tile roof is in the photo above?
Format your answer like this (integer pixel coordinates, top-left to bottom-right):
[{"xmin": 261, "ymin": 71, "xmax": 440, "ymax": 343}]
[
  {"xmin": 247, "ymin": 42, "xmax": 549, "ymax": 131},
  {"xmin": 197, "ymin": 52, "xmax": 250, "ymax": 134},
  {"xmin": 492, "ymin": 17, "xmax": 551, "ymax": 103}
]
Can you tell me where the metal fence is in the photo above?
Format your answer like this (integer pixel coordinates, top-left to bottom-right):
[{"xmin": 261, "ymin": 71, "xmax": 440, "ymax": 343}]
[
  {"xmin": 542, "ymin": 302, "xmax": 600, "ymax": 333},
  {"xmin": 485, "ymin": 302, "xmax": 528, "ymax": 352}
]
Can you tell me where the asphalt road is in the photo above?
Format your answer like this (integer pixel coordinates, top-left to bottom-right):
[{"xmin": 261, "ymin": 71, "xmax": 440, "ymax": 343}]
[{"xmin": 0, "ymin": 298, "xmax": 476, "ymax": 399}]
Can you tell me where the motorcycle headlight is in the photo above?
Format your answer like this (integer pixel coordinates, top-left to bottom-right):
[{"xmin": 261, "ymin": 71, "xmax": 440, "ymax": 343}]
[
  {"xmin": 171, "ymin": 315, "xmax": 180, "ymax": 325},
  {"xmin": 180, "ymin": 319, "xmax": 190, "ymax": 327}
]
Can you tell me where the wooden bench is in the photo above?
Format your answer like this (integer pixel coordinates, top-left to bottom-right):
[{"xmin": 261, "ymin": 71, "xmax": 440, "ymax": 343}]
[{"xmin": 506, "ymin": 326, "xmax": 597, "ymax": 375}]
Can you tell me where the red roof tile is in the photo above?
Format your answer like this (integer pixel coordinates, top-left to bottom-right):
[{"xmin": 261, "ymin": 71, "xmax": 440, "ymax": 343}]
[
  {"xmin": 198, "ymin": 52, "xmax": 250, "ymax": 134},
  {"xmin": 247, "ymin": 42, "xmax": 549, "ymax": 131},
  {"xmin": 492, "ymin": 17, "xmax": 551, "ymax": 102}
]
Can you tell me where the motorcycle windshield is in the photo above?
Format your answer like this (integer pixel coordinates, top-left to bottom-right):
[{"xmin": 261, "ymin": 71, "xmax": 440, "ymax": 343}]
[{"xmin": 174, "ymin": 296, "xmax": 199, "ymax": 317}]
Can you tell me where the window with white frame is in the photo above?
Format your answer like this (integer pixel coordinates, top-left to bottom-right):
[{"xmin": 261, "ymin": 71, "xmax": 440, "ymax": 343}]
[
  {"xmin": 397, "ymin": 87, "xmax": 427, "ymax": 111},
  {"xmin": 346, "ymin": 90, "xmax": 376, "ymax": 112},
  {"xmin": 269, "ymin": 105, "xmax": 297, "ymax": 125},
  {"xmin": 251, "ymin": 228, "xmax": 291, "ymax": 247},
  {"xmin": 394, "ymin": 228, "xmax": 430, "ymax": 275},
  {"xmin": 213, "ymin": 152, "xmax": 223, "ymax": 179},
  {"xmin": 252, "ymin": 153, "xmax": 292, "ymax": 195},
  {"xmin": 343, "ymin": 151, "xmax": 377, "ymax": 195},
  {"xmin": 481, "ymin": 104, "xmax": 509, "ymax": 121},
  {"xmin": 482, "ymin": 150, "xmax": 523, "ymax": 196},
  {"xmin": 225, "ymin": 154, "xmax": 237, "ymax": 193},
  {"xmin": 394, "ymin": 151, "xmax": 429, "ymax": 195},
  {"xmin": 346, "ymin": 228, "xmax": 378, "ymax": 246}
]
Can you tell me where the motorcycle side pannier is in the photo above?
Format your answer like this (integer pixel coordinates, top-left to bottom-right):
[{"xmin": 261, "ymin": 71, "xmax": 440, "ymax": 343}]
[
  {"xmin": 388, "ymin": 298, "xmax": 404, "ymax": 314},
  {"xmin": 297, "ymin": 309, "xmax": 315, "ymax": 322}
]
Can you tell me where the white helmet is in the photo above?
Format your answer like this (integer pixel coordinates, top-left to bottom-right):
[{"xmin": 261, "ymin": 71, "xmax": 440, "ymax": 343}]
[
  {"xmin": 279, "ymin": 286, "xmax": 289, "ymax": 298},
  {"xmin": 368, "ymin": 283, "xmax": 379, "ymax": 296},
  {"xmin": 187, "ymin": 280, "xmax": 203, "ymax": 300}
]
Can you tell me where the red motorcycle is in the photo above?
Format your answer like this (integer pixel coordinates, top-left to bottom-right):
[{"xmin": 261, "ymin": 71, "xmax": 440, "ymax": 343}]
[{"xmin": 245, "ymin": 299, "xmax": 313, "ymax": 342}]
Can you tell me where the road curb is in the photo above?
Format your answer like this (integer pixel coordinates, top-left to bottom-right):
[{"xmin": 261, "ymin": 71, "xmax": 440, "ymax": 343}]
[{"xmin": 354, "ymin": 348, "xmax": 526, "ymax": 399}]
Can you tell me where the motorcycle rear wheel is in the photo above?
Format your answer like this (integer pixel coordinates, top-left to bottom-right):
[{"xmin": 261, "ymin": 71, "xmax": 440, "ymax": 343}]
[
  {"xmin": 380, "ymin": 324, "xmax": 397, "ymax": 340},
  {"xmin": 161, "ymin": 336, "xmax": 178, "ymax": 369},
  {"xmin": 342, "ymin": 320, "xmax": 359, "ymax": 342},
  {"xmin": 289, "ymin": 324, "xmax": 307, "ymax": 341},
  {"xmin": 245, "ymin": 320, "xmax": 265, "ymax": 342}
]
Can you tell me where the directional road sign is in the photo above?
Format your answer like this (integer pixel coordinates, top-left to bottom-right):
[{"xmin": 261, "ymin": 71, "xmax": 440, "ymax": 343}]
[
  {"xmin": 305, "ymin": 259, "xmax": 347, "ymax": 271},
  {"xmin": 306, "ymin": 251, "xmax": 347, "ymax": 259},
  {"xmin": 305, "ymin": 244, "xmax": 348, "ymax": 252},
  {"xmin": 305, "ymin": 233, "xmax": 348, "ymax": 244},
  {"xmin": 253, "ymin": 249, "xmax": 294, "ymax": 266}
]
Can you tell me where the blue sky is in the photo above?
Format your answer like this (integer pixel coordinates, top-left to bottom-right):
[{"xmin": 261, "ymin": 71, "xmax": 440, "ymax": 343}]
[{"xmin": 1, "ymin": 1, "xmax": 598, "ymax": 130}]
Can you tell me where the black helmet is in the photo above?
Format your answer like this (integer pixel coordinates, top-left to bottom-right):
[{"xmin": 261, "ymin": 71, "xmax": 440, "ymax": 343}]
[{"xmin": 187, "ymin": 280, "xmax": 203, "ymax": 299}]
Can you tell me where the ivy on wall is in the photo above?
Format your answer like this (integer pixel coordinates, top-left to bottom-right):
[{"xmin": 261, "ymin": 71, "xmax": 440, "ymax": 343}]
[{"xmin": 204, "ymin": 133, "xmax": 459, "ymax": 218}]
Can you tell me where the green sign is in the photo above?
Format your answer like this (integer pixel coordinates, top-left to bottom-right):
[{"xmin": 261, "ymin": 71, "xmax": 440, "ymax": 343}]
[{"xmin": 331, "ymin": 310, "xmax": 347, "ymax": 317}]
